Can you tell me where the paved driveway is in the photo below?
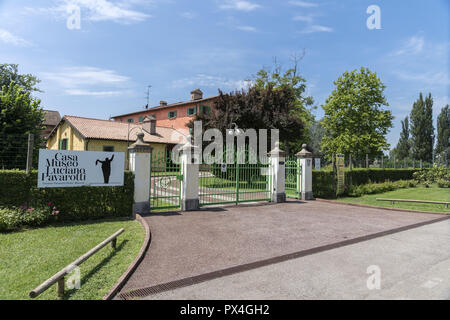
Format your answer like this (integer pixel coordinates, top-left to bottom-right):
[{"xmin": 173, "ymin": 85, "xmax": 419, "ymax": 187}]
[{"xmin": 118, "ymin": 200, "xmax": 447, "ymax": 299}]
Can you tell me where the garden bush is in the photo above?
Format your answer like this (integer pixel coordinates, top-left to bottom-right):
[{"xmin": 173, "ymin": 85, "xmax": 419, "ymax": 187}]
[
  {"xmin": 0, "ymin": 204, "xmax": 58, "ymax": 232},
  {"xmin": 346, "ymin": 180, "xmax": 417, "ymax": 197},
  {"xmin": 0, "ymin": 170, "xmax": 135, "ymax": 228},
  {"xmin": 313, "ymin": 168, "xmax": 420, "ymax": 198},
  {"xmin": 413, "ymin": 167, "xmax": 450, "ymax": 187}
]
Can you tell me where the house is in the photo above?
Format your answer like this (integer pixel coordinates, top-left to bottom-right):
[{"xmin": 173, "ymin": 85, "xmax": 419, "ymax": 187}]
[
  {"xmin": 42, "ymin": 110, "xmax": 61, "ymax": 139},
  {"xmin": 46, "ymin": 115, "xmax": 187, "ymax": 166},
  {"xmin": 111, "ymin": 89, "xmax": 218, "ymax": 132}
]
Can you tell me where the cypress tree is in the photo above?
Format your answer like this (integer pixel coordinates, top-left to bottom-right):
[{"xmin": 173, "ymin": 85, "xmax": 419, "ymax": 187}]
[
  {"xmin": 435, "ymin": 105, "xmax": 449, "ymax": 155},
  {"xmin": 395, "ymin": 116, "xmax": 410, "ymax": 160},
  {"xmin": 410, "ymin": 93, "xmax": 434, "ymax": 162}
]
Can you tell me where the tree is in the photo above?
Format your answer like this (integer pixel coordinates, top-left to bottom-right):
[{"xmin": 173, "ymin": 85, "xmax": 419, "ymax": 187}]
[
  {"xmin": 435, "ymin": 105, "xmax": 449, "ymax": 164},
  {"xmin": 410, "ymin": 93, "xmax": 434, "ymax": 162},
  {"xmin": 0, "ymin": 64, "xmax": 41, "ymax": 93},
  {"xmin": 253, "ymin": 54, "xmax": 314, "ymax": 153},
  {"xmin": 395, "ymin": 116, "xmax": 410, "ymax": 160},
  {"xmin": 320, "ymin": 67, "xmax": 393, "ymax": 160},
  {"xmin": 190, "ymin": 85, "xmax": 304, "ymax": 154},
  {"xmin": 308, "ymin": 117, "xmax": 325, "ymax": 156},
  {"xmin": 435, "ymin": 104, "xmax": 449, "ymax": 154},
  {"xmin": 0, "ymin": 65, "xmax": 44, "ymax": 169}
]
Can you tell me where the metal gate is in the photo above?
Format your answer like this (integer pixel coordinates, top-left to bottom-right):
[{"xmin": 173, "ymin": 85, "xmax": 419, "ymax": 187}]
[
  {"xmin": 285, "ymin": 156, "xmax": 301, "ymax": 199},
  {"xmin": 150, "ymin": 151, "xmax": 182, "ymax": 211},
  {"xmin": 199, "ymin": 151, "xmax": 272, "ymax": 206}
]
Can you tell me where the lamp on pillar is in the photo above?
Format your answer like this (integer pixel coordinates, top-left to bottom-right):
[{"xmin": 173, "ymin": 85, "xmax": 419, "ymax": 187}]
[
  {"xmin": 128, "ymin": 132, "xmax": 152, "ymax": 217},
  {"xmin": 296, "ymin": 144, "xmax": 314, "ymax": 200}
]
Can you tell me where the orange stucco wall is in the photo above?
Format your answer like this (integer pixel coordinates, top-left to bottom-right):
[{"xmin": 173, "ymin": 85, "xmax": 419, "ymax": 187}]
[{"xmin": 113, "ymin": 99, "xmax": 216, "ymax": 130}]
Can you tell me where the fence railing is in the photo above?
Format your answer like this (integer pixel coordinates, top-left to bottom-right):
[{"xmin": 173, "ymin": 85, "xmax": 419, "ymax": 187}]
[
  {"xmin": 0, "ymin": 133, "xmax": 36, "ymax": 170},
  {"xmin": 29, "ymin": 228, "xmax": 124, "ymax": 299}
]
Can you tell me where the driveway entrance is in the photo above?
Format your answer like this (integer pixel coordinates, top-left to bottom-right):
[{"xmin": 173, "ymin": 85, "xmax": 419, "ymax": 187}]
[{"xmin": 119, "ymin": 200, "xmax": 447, "ymax": 299}]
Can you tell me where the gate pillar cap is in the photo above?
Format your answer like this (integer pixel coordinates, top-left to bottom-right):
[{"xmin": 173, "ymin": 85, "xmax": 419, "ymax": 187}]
[
  {"xmin": 296, "ymin": 144, "xmax": 313, "ymax": 158},
  {"xmin": 268, "ymin": 142, "xmax": 286, "ymax": 157},
  {"xmin": 129, "ymin": 132, "xmax": 153, "ymax": 153}
]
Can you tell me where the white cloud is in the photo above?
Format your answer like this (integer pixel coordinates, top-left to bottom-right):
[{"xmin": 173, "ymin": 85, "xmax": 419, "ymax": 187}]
[
  {"xmin": 0, "ymin": 29, "xmax": 32, "ymax": 47},
  {"xmin": 65, "ymin": 89, "xmax": 130, "ymax": 96},
  {"xmin": 392, "ymin": 70, "xmax": 450, "ymax": 86},
  {"xmin": 35, "ymin": 0, "xmax": 152, "ymax": 24},
  {"xmin": 292, "ymin": 15, "xmax": 314, "ymax": 23},
  {"xmin": 392, "ymin": 36, "xmax": 425, "ymax": 56},
  {"xmin": 298, "ymin": 24, "xmax": 333, "ymax": 34},
  {"xmin": 42, "ymin": 66, "xmax": 132, "ymax": 96},
  {"xmin": 179, "ymin": 11, "xmax": 197, "ymax": 19},
  {"xmin": 171, "ymin": 74, "xmax": 253, "ymax": 90},
  {"xmin": 236, "ymin": 25, "xmax": 258, "ymax": 32},
  {"xmin": 219, "ymin": 0, "xmax": 261, "ymax": 11},
  {"xmin": 288, "ymin": 1, "xmax": 318, "ymax": 8}
]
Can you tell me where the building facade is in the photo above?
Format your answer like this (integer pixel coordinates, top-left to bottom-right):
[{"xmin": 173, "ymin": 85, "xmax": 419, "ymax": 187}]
[
  {"xmin": 47, "ymin": 115, "xmax": 187, "ymax": 167},
  {"xmin": 112, "ymin": 89, "xmax": 218, "ymax": 133}
]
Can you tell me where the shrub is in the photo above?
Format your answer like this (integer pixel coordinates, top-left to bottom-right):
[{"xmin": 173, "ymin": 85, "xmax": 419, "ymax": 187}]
[
  {"xmin": 437, "ymin": 179, "xmax": 450, "ymax": 188},
  {"xmin": 0, "ymin": 170, "xmax": 135, "ymax": 225},
  {"xmin": 346, "ymin": 180, "xmax": 416, "ymax": 197},
  {"xmin": 313, "ymin": 168, "xmax": 420, "ymax": 198},
  {"xmin": 0, "ymin": 204, "xmax": 56, "ymax": 232},
  {"xmin": 413, "ymin": 167, "xmax": 450, "ymax": 186}
]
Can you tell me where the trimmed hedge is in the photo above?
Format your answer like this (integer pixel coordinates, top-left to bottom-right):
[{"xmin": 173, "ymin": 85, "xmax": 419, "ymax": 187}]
[
  {"xmin": 313, "ymin": 168, "xmax": 420, "ymax": 199},
  {"xmin": 0, "ymin": 170, "xmax": 134, "ymax": 222}
]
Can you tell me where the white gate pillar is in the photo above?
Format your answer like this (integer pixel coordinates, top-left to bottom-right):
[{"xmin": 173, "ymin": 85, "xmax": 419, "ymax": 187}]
[
  {"xmin": 296, "ymin": 144, "xmax": 313, "ymax": 200},
  {"xmin": 180, "ymin": 139, "xmax": 200, "ymax": 211},
  {"xmin": 128, "ymin": 132, "xmax": 152, "ymax": 217},
  {"xmin": 268, "ymin": 143, "xmax": 286, "ymax": 203}
]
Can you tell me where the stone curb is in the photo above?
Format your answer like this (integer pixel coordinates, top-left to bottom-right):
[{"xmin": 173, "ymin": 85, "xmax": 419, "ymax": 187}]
[
  {"xmin": 315, "ymin": 198, "xmax": 449, "ymax": 216},
  {"xmin": 103, "ymin": 214, "xmax": 151, "ymax": 300}
]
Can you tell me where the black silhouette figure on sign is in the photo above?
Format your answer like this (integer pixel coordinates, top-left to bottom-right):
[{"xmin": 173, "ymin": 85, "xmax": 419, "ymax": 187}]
[{"xmin": 95, "ymin": 155, "xmax": 115, "ymax": 184}]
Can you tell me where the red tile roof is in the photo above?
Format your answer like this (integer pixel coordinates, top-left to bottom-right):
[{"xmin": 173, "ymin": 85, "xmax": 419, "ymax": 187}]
[{"xmin": 49, "ymin": 115, "xmax": 187, "ymax": 145}]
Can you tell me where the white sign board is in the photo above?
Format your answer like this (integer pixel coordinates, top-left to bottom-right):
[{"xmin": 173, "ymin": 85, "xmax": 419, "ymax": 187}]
[
  {"xmin": 221, "ymin": 163, "xmax": 227, "ymax": 173},
  {"xmin": 314, "ymin": 158, "xmax": 321, "ymax": 170},
  {"xmin": 38, "ymin": 149, "xmax": 125, "ymax": 188}
]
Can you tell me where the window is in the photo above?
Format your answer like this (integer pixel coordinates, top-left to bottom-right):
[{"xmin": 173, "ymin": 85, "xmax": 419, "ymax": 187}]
[
  {"xmin": 127, "ymin": 118, "xmax": 134, "ymax": 123},
  {"xmin": 168, "ymin": 111, "xmax": 177, "ymax": 119},
  {"xmin": 139, "ymin": 116, "xmax": 143, "ymax": 123},
  {"xmin": 200, "ymin": 105, "xmax": 210, "ymax": 114},
  {"xmin": 60, "ymin": 138, "xmax": 68, "ymax": 150},
  {"xmin": 187, "ymin": 106, "xmax": 197, "ymax": 116},
  {"xmin": 103, "ymin": 146, "xmax": 115, "ymax": 152}
]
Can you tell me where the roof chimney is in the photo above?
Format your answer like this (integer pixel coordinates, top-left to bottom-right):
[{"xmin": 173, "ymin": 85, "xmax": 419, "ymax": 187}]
[
  {"xmin": 143, "ymin": 115, "xmax": 157, "ymax": 135},
  {"xmin": 190, "ymin": 89, "xmax": 203, "ymax": 101},
  {"xmin": 160, "ymin": 100, "xmax": 168, "ymax": 107}
]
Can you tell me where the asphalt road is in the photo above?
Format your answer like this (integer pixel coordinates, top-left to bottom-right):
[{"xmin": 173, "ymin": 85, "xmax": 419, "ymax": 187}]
[
  {"xmin": 144, "ymin": 218, "xmax": 450, "ymax": 300},
  {"xmin": 118, "ymin": 200, "xmax": 446, "ymax": 298}
]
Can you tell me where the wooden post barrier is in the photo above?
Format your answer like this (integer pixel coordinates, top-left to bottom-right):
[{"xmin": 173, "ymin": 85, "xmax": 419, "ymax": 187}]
[
  {"xmin": 29, "ymin": 228, "xmax": 124, "ymax": 299},
  {"xmin": 376, "ymin": 198, "xmax": 449, "ymax": 209}
]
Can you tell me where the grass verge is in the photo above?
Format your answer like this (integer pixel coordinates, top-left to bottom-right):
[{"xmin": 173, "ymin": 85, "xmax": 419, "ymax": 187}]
[
  {"xmin": 0, "ymin": 218, "xmax": 145, "ymax": 300},
  {"xmin": 337, "ymin": 187, "xmax": 450, "ymax": 214}
]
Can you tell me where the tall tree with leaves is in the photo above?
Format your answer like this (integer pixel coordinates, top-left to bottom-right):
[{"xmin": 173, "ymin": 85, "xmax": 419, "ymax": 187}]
[
  {"xmin": 253, "ymin": 54, "xmax": 314, "ymax": 153},
  {"xmin": 410, "ymin": 93, "xmax": 434, "ymax": 162},
  {"xmin": 0, "ymin": 65, "xmax": 44, "ymax": 169},
  {"xmin": 0, "ymin": 64, "xmax": 41, "ymax": 93},
  {"xmin": 395, "ymin": 116, "xmax": 410, "ymax": 160},
  {"xmin": 190, "ymin": 85, "xmax": 304, "ymax": 154},
  {"xmin": 435, "ymin": 104, "xmax": 449, "ymax": 160},
  {"xmin": 321, "ymin": 67, "xmax": 393, "ymax": 160}
]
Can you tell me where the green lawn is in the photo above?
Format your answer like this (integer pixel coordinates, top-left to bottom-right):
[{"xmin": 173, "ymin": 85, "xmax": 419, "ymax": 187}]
[
  {"xmin": 337, "ymin": 187, "xmax": 450, "ymax": 213},
  {"xmin": 0, "ymin": 218, "xmax": 145, "ymax": 300}
]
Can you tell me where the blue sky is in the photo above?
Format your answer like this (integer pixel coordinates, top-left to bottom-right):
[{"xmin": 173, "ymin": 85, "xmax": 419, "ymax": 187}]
[{"xmin": 0, "ymin": 0, "xmax": 448, "ymax": 149}]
